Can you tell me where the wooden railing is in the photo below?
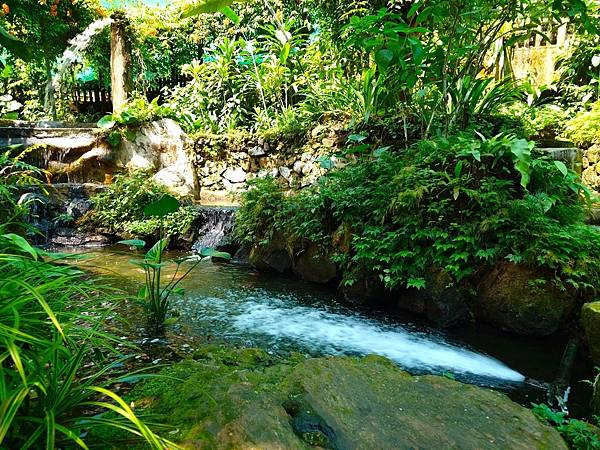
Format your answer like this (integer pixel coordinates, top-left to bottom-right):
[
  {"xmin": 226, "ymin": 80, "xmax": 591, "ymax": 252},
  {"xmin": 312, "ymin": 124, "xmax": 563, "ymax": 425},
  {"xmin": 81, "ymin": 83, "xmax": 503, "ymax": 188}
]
[{"xmin": 68, "ymin": 72, "xmax": 192, "ymax": 114}]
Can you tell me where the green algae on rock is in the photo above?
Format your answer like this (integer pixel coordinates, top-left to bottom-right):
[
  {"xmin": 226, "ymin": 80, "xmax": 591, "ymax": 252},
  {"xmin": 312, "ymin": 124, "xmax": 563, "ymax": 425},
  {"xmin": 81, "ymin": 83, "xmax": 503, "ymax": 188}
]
[
  {"xmin": 128, "ymin": 347, "xmax": 566, "ymax": 449},
  {"xmin": 582, "ymin": 302, "xmax": 600, "ymax": 365}
]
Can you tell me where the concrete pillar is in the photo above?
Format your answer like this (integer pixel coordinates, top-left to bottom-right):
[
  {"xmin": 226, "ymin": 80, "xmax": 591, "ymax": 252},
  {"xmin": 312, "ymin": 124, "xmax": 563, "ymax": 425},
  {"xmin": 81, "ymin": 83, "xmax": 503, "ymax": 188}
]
[{"xmin": 110, "ymin": 12, "xmax": 132, "ymax": 112}]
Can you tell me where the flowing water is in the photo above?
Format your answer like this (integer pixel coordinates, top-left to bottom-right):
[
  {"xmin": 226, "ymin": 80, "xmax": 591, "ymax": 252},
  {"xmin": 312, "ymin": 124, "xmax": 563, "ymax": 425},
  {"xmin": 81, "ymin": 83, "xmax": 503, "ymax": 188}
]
[
  {"xmin": 51, "ymin": 19, "xmax": 113, "ymax": 96},
  {"xmin": 62, "ymin": 246, "xmax": 594, "ymax": 413}
]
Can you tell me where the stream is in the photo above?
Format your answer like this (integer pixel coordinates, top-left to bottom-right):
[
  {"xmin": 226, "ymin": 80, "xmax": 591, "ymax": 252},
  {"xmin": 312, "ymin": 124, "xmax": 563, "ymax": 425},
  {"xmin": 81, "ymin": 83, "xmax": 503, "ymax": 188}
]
[{"xmin": 61, "ymin": 246, "xmax": 594, "ymax": 414}]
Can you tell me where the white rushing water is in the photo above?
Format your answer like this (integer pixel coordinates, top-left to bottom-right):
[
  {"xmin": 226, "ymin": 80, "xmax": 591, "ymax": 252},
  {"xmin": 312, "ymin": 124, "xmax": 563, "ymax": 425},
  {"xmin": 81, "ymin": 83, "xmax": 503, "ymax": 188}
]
[
  {"xmin": 184, "ymin": 291, "xmax": 525, "ymax": 383},
  {"xmin": 52, "ymin": 18, "xmax": 113, "ymax": 92}
]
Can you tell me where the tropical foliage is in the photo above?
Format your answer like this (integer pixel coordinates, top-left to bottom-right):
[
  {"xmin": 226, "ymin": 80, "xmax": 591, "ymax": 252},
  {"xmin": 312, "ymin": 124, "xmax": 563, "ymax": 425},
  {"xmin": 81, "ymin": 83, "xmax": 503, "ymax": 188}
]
[{"xmin": 236, "ymin": 133, "xmax": 600, "ymax": 292}]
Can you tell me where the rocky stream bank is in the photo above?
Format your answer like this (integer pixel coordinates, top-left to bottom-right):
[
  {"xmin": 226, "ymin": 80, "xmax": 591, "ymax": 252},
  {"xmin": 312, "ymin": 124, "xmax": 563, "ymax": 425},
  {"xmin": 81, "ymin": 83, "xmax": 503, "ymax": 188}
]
[{"xmin": 126, "ymin": 346, "xmax": 566, "ymax": 449}]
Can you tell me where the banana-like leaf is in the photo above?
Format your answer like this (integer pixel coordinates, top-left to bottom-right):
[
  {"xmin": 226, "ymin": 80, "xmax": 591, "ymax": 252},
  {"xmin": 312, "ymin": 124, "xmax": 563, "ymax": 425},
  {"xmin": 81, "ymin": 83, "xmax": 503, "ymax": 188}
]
[
  {"xmin": 181, "ymin": 0, "xmax": 242, "ymax": 22},
  {"xmin": 0, "ymin": 26, "xmax": 31, "ymax": 61}
]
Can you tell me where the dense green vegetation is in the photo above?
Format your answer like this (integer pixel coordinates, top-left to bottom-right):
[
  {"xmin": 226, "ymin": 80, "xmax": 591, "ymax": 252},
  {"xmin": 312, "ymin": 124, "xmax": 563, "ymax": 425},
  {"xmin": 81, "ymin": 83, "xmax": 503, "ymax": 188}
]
[
  {"xmin": 236, "ymin": 134, "xmax": 600, "ymax": 292},
  {"xmin": 80, "ymin": 170, "xmax": 199, "ymax": 237},
  {"xmin": 0, "ymin": 153, "xmax": 175, "ymax": 448},
  {"xmin": 1, "ymin": 0, "xmax": 600, "ymax": 448}
]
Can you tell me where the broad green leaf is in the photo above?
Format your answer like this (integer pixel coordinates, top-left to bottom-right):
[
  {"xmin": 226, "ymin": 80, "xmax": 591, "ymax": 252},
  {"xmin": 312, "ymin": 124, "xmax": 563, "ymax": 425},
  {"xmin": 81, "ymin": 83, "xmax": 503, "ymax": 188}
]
[
  {"xmin": 454, "ymin": 160, "xmax": 464, "ymax": 179},
  {"xmin": 554, "ymin": 160, "xmax": 568, "ymax": 176},
  {"xmin": 118, "ymin": 239, "xmax": 146, "ymax": 249},
  {"xmin": 181, "ymin": 0, "xmax": 236, "ymax": 18},
  {"xmin": 220, "ymin": 6, "xmax": 240, "ymax": 23},
  {"xmin": 198, "ymin": 248, "xmax": 232, "ymax": 260},
  {"xmin": 144, "ymin": 195, "xmax": 180, "ymax": 218},
  {"xmin": 510, "ymin": 139, "xmax": 533, "ymax": 189},
  {"xmin": 514, "ymin": 159, "xmax": 531, "ymax": 189},
  {"xmin": 317, "ymin": 156, "xmax": 334, "ymax": 169},
  {"xmin": 107, "ymin": 131, "xmax": 122, "ymax": 147},
  {"xmin": 97, "ymin": 114, "xmax": 116, "ymax": 129},
  {"xmin": 172, "ymin": 255, "xmax": 201, "ymax": 265},
  {"xmin": 347, "ymin": 134, "xmax": 367, "ymax": 143},
  {"xmin": 375, "ymin": 49, "xmax": 394, "ymax": 70},
  {"xmin": 145, "ymin": 238, "xmax": 169, "ymax": 263},
  {"xmin": 373, "ymin": 146, "xmax": 390, "ymax": 158}
]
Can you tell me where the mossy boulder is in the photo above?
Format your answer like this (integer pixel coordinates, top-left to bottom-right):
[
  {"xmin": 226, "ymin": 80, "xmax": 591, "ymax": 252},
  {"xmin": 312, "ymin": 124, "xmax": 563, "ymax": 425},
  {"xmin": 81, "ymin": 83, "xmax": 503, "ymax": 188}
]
[
  {"xmin": 130, "ymin": 347, "xmax": 566, "ymax": 449},
  {"xmin": 473, "ymin": 263, "xmax": 575, "ymax": 336},
  {"xmin": 582, "ymin": 302, "xmax": 600, "ymax": 365},
  {"xmin": 396, "ymin": 268, "xmax": 470, "ymax": 327},
  {"xmin": 248, "ymin": 233, "xmax": 292, "ymax": 273},
  {"xmin": 292, "ymin": 243, "xmax": 338, "ymax": 284}
]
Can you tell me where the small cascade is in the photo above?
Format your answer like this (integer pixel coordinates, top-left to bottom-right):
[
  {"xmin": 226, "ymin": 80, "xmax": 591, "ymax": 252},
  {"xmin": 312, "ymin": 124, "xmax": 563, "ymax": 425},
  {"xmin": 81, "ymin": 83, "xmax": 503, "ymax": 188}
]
[
  {"xmin": 50, "ymin": 18, "xmax": 113, "ymax": 97},
  {"xmin": 192, "ymin": 206, "xmax": 237, "ymax": 251}
]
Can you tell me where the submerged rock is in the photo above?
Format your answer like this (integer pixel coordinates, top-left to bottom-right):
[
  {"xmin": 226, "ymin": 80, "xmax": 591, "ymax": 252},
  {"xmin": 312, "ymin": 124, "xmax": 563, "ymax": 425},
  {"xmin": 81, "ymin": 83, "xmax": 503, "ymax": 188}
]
[
  {"xmin": 130, "ymin": 350, "xmax": 566, "ymax": 449},
  {"xmin": 473, "ymin": 263, "xmax": 575, "ymax": 336},
  {"xmin": 582, "ymin": 302, "xmax": 600, "ymax": 365}
]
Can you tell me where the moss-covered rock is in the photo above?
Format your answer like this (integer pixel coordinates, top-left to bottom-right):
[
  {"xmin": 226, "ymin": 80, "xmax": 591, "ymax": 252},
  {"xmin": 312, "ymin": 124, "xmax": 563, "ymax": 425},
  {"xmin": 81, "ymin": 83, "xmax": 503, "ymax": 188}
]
[
  {"xmin": 130, "ymin": 347, "xmax": 566, "ymax": 449},
  {"xmin": 248, "ymin": 234, "xmax": 292, "ymax": 273},
  {"xmin": 396, "ymin": 268, "xmax": 470, "ymax": 327},
  {"xmin": 582, "ymin": 302, "xmax": 600, "ymax": 365},
  {"xmin": 473, "ymin": 263, "xmax": 575, "ymax": 336},
  {"xmin": 292, "ymin": 243, "xmax": 338, "ymax": 284}
]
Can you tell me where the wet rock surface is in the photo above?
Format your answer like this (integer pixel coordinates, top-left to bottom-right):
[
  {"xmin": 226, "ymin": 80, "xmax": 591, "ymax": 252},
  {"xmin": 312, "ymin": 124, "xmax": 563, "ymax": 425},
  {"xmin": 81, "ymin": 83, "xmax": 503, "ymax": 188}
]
[
  {"xmin": 130, "ymin": 350, "xmax": 566, "ymax": 449},
  {"xmin": 582, "ymin": 302, "xmax": 600, "ymax": 365},
  {"xmin": 292, "ymin": 243, "xmax": 338, "ymax": 284},
  {"xmin": 473, "ymin": 263, "xmax": 575, "ymax": 336},
  {"xmin": 395, "ymin": 268, "xmax": 470, "ymax": 328}
]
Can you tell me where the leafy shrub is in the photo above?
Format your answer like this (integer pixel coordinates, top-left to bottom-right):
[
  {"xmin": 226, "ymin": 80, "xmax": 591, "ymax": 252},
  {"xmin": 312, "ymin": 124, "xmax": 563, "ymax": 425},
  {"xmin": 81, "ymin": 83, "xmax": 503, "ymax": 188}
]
[
  {"xmin": 566, "ymin": 102, "xmax": 600, "ymax": 147},
  {"xmin": 81, "ymin": 171, "xmax": 198, "ymax": 237},
  {"xmin": 532, "ymin": 403, "xmax": 600, "ymax": 449},
  {"xmin": 236, "ymin": 134, "xmax": 600, "ymax": 291},
  {"xmin": 0, "ymin": 234, "xmax": 175, "ymax": 449}
]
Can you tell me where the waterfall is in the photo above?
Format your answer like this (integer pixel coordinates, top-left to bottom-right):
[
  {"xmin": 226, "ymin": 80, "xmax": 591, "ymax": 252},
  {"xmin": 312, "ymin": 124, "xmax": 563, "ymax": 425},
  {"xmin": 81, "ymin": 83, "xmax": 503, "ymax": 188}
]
[
  {"xmin": 48, "ymin": 18, "xmax": 114, "ymax": 107},
  {"xmin": 192, "ymin": 207, "xmax": 237, "ymax": 251}
]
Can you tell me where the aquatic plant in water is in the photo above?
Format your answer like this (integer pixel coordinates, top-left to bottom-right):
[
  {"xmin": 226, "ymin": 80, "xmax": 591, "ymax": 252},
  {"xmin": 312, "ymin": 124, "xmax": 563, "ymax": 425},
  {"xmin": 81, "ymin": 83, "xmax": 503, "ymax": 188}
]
[{"xmin": 119, "ymin": 194, "xmax": 230, "ymax": 332}]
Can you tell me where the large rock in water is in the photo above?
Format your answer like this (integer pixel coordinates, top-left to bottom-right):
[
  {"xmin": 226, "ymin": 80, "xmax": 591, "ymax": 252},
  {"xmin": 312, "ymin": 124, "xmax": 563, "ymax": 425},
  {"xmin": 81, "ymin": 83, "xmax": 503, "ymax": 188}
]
[
  {"xmin": 248, "ymin": 234, "xmax": 292, "ymax": 273},
  {"xmin": 292, "ymin": 243, "xmax": 338, "ymax": 284},
  {"xmin": 582, "ymin": 302, "xmax": 600, "ymax": 365},
  {"xmin": 473, "ymin": 263, "xmax": 575, "ymax": 336},
  {"xmin": 131, "ymin": 350, "xmax": 566, "ymax": 449},
  {"xmin": 396, "ymin": 268, "xmax": 470, "ymax": 327}
]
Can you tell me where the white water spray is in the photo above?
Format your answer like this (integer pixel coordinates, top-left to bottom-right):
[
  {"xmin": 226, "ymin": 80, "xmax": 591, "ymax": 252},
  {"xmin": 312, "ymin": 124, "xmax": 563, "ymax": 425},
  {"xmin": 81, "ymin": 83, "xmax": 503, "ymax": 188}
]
[
  {"xmin": 48, "ymin": 18, "xmax": 113, "ymax": 105},
  {"xmin": 186, "ymin": 292, "xmax": 525, "ymax": 383}
]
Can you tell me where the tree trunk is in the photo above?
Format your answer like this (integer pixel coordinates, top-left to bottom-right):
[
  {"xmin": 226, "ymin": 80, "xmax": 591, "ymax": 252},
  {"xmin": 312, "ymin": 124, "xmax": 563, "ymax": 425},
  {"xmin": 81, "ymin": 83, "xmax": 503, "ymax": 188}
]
[
  {"xmin": 110, "ymin": 12, "xmax": 133, "ymax": 112},
  {"xmin": 44, "ymin": 56, "xmax": 57, "ymax": 121}
]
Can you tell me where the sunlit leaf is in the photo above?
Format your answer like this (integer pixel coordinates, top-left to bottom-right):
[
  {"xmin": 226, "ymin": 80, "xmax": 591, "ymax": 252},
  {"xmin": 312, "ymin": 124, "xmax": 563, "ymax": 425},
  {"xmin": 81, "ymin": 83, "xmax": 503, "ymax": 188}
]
[
  {"xmin": 554, "ymin": 160, "xmax": 568, "ymax": 176},
  {"xmin": 97, "ymin": 115, "xmax": 116, "ymax": 129},
  {"xmin": 145, "ymin": 238, "xmax": 169, "ymax": 263}
]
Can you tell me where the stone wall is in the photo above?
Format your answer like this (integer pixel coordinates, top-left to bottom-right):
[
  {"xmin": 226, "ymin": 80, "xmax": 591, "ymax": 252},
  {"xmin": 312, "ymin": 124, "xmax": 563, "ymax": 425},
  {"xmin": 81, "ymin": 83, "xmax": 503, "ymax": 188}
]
[
  {"xmin": 583, "ymin": 144, "xmax": 600, "ymax": 193},
  {"xmin": 190, "ymin": 122, "xmax": 347, "ymax": 202}
]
